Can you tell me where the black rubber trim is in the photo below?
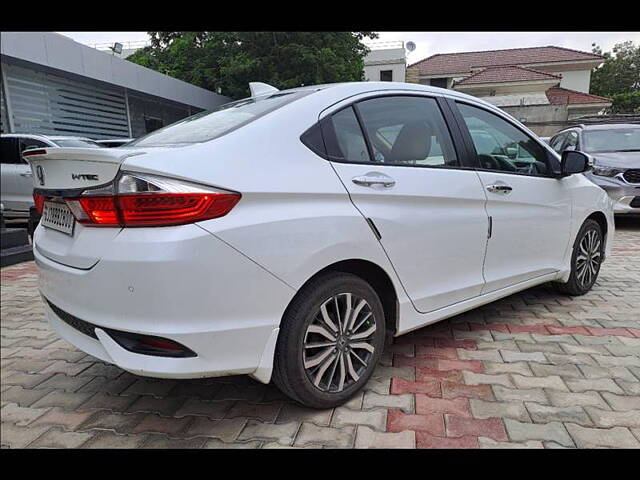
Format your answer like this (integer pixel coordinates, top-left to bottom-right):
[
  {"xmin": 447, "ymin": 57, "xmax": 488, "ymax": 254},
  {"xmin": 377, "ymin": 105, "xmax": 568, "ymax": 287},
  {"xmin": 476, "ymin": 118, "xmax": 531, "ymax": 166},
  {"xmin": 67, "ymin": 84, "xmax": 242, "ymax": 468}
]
[
  {"xmin": 44, "ymin": 297, "xmax": 196, "ymax": 358},
  {"xmin": 45, "ymin": 297, "xmax": 98, "ymax": 339}
]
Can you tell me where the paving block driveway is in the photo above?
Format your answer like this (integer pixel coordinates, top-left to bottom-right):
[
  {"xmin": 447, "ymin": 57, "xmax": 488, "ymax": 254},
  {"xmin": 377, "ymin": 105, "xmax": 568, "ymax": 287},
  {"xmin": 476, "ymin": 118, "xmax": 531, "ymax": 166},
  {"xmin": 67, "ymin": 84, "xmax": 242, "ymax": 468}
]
[{"xmin": 2, "ymin": 219, "xmax": 639, "ymax": 449}]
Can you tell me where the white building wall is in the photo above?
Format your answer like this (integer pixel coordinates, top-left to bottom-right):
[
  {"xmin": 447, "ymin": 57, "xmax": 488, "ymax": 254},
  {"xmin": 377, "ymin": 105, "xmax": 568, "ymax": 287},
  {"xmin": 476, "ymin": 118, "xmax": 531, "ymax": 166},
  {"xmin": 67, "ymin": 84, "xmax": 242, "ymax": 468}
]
[
  {"xmin": 552, "ymin": 69, "xmax": 591, "ymax": 93},
  {"xmin": 364, "ymin": 46, "xmax": 406, "ymax": 82},
  {"xmin": 364, "ymin": 62, "xmax": 406, "ymax": 82}
]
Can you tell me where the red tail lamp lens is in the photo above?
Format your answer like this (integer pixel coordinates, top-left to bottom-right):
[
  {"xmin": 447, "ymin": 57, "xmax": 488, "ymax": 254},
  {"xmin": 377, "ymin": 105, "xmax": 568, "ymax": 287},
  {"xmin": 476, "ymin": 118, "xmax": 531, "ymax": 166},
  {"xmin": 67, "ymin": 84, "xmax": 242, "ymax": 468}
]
[
  {"xmin": 117, "ymin": 192, "xmax": 240, "ymax": 226},
  {"xmin": 76, "ymin": 197, "xmax": 120, "ymax": 225},
  {"xmin": 33, "ymin": 193, "xmax": 46, "ymax": 215}
]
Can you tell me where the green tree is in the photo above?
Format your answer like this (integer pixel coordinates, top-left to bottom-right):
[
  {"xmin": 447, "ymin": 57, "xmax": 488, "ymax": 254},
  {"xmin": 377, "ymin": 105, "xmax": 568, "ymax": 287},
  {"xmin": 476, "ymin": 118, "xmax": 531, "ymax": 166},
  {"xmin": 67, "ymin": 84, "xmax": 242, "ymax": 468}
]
[
  {"xmin": 590, "ymin": 41, "xmax": 640, "ymax": 97},
  {"xmin": 128, "ymin": 32, "xmax": 378, "ymax": 100}
]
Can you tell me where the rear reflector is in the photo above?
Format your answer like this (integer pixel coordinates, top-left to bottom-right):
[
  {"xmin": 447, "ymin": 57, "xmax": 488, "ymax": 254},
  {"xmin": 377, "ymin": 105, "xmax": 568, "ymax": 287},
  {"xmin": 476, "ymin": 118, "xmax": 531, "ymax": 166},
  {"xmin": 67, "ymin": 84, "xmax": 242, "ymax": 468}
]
[
  {"xmin": 106, "ymin": 330, "xmax": 196, "ymax": 358},
  {"xmin": 22, "ymin": 149, "xmax": 47, "ymax": 158}
]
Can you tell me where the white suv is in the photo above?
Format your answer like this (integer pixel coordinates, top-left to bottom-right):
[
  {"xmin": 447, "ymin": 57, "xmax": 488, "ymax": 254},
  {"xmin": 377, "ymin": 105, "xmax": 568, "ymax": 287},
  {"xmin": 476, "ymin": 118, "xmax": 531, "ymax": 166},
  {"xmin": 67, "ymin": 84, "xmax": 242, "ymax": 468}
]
[
  {"xmin": 1, "ymin": 134, "xmax": 101, "ymax": 219},
  {"xmin": 28, "ymin": 82, "xmax": 614, "ymax": 408}
]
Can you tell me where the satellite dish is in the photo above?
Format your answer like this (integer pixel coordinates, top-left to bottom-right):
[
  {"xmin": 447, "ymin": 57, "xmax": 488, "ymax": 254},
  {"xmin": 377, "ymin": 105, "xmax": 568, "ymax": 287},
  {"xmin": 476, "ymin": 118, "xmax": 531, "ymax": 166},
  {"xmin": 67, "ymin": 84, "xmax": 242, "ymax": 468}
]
[{"xmin": 406, "ymin": 41, "xmax": 416, "ymax": 52}]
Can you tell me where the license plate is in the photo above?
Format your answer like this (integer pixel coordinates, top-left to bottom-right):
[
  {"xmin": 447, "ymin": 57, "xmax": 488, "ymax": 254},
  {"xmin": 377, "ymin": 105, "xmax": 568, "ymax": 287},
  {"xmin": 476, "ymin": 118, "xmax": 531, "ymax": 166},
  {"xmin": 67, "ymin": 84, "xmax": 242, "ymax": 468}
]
[{"xmin": 41, "ymin": 201, "xmax": 75, "ymax": 236}]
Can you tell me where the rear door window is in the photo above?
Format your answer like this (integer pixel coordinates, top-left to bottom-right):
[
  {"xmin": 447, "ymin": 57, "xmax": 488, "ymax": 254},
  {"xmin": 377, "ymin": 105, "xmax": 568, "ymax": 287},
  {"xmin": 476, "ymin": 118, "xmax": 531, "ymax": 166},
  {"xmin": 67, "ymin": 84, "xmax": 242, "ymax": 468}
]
[{"xmin": 351, "ymin": 95, "xmax": 458, "ymax": 167}]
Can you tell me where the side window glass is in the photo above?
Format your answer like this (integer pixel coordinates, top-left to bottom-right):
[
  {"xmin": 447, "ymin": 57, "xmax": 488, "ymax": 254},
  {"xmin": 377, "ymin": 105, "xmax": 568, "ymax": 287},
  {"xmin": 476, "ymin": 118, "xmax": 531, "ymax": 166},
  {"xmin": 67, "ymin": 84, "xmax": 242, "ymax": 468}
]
[
  {"xmin": 1, "ymin": 137, "xmax": 20, "ymax": 164},
  {"xmin": 356, "ymin": 96, "xmax": 458, "ymax": 167},
  {"xmin": 458, "ymin": 103, "xmax": 550, "ymax": 176},
  {"xmin": 564, "ymin": 131, "xmax": 578, "ymax": 151},
  {"xmin": 550, "ymin": 133, "xmax": 566, "ymax": 153},
  {"xmin": 327, "ymin": 107, "xmax": 371, "ymax": 163}
]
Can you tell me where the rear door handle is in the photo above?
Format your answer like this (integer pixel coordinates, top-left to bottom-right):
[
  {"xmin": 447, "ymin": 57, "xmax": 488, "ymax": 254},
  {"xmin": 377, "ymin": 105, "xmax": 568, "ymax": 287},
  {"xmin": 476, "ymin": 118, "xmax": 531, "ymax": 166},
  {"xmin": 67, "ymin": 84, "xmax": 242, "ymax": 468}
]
[
  {"xmin": 486, "ymin": 184, "xmax": 512, "ymax": 194},
  {"xmin": 352, "ymin": 172, "xmax": 396, "ymax": 188},
  {"xmin": 20, "ymin": 172, "xmax": 33, "ymax": 177}
]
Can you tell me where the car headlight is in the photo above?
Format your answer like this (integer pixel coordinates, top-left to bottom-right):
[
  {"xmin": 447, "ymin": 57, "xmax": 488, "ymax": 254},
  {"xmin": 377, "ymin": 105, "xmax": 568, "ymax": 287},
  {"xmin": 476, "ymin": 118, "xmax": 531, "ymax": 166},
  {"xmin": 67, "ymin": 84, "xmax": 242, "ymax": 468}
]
[{"xmin": 591, "ymin": 164, "xmax": 624, "ymax": 177}]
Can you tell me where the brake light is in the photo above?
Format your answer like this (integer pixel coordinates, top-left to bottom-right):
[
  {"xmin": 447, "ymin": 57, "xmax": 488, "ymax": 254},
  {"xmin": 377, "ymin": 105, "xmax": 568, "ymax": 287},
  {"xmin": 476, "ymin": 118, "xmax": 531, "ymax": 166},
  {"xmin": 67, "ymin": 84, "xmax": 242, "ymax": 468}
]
[
  {"xmin": 33, "ymin": 193, "xmax": 46, "ymax": 215},
  {"xmin": 62, "ymin": 172, "xmax": 240, "ymax": 227},
  {"xmin": 22, "ymin": 149, "xmax": 47, "ymax": 158}
]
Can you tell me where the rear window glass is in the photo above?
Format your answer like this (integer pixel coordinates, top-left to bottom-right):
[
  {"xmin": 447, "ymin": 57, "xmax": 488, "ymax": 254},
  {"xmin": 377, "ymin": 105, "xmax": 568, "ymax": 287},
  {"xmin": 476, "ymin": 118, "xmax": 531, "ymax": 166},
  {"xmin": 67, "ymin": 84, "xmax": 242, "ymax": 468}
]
[
  {"xmin": 54, "ymin": 139, "xmax": 102, "ymax": 148},
  {"xmin": 128, "ymin": 91, "xmax": 311, "ymax": 147}
]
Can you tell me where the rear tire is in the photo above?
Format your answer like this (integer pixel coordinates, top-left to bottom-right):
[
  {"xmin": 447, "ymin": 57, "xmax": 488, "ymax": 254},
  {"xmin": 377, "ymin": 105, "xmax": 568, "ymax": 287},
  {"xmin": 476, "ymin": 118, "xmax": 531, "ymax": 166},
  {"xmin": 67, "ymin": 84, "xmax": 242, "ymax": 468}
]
[
  {"xmin": 554, "ymin": 219, "xmax": 603, "ymax": 296},
  {"xmin": 272, "ymin": 271, "xmax": 385, "ymax": 409}
]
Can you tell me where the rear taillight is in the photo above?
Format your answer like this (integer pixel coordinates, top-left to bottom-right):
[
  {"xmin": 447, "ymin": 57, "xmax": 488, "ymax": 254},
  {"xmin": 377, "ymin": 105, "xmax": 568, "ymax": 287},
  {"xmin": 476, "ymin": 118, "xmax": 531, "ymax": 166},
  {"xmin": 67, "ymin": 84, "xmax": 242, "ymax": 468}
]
[
  {"xmin": 42, "ymin": 172, "xmax": 240, "ymax": 227},
  {"xmin": 33, "ymin": 193, "xmax": 46, "ymax": 215}
]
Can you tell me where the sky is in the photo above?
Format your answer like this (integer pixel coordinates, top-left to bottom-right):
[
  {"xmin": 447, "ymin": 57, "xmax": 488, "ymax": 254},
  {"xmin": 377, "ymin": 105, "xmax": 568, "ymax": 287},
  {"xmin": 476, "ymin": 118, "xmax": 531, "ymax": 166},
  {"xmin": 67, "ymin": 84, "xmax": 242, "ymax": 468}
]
[{"xmin": 58, "ymin": 31, "xmax": 640, "ymax": 64}]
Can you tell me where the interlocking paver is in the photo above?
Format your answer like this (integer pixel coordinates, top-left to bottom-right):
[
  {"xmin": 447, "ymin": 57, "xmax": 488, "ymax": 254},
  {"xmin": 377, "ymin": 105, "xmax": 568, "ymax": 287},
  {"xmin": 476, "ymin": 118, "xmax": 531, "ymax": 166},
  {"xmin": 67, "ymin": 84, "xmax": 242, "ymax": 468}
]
[{"xmin": 2, "ymin": 223, "xmax": 639, "ymax": 448}]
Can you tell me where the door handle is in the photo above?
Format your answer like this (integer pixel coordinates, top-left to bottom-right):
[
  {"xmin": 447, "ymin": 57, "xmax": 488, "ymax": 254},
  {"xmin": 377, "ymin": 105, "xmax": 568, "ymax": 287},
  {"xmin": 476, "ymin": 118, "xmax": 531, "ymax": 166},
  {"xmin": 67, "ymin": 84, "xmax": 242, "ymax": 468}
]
[
  {"xmin": 352, "ymin": 172, "xmax": 396, "ymax": 188},
  {"xmin": 20, "ymin": 172, "xmax": 33, "ymax": 177},
  {"xmin": 486, "ymin": 184, "xmax": 512, "ymax": 194}
]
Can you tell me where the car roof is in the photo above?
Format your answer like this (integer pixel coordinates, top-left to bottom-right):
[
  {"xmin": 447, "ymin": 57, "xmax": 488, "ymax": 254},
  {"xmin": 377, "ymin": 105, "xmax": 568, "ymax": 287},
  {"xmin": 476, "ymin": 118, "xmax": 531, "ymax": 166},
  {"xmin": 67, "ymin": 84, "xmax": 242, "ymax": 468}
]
[{"xmin": 557, "ymin": 123, "xmax": 640, "ymax": 134}]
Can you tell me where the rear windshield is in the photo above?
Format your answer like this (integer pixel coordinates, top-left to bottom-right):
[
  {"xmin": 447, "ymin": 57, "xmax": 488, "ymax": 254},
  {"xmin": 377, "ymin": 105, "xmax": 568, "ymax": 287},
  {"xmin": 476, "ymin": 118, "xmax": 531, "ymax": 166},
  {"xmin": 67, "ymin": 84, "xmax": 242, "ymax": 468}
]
[
  {"xmin": 583, "ymin": 128, "xmax": 640, "ymax": 153},
  {"xmin": 53, "ymin": 139, "xmax": 102, "ymax": 148},
  {"xmin": 128, "ymin": 91, "xmax": 311, "ymax": 147}
]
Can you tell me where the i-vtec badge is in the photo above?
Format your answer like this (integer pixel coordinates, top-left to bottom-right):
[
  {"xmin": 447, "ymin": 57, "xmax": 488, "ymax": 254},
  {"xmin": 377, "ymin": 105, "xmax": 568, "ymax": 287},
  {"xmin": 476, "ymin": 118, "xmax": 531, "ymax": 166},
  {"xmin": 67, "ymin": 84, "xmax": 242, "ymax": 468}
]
[{"xmin": 71, "ymin": 173, "xmax": 99, "ymax": 181}]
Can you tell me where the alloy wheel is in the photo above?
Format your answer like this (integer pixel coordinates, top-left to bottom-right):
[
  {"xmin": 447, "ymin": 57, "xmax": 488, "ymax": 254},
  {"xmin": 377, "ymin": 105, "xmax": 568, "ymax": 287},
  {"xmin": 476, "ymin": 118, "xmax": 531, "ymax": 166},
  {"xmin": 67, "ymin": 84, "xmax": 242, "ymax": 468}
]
[
  {"xmin": 302, "ymin": 293, "xmax": 377, "ymax": 393},
  {"xmin": 575, "ymin": 229, "xmax": 601, "ymax": 289}
]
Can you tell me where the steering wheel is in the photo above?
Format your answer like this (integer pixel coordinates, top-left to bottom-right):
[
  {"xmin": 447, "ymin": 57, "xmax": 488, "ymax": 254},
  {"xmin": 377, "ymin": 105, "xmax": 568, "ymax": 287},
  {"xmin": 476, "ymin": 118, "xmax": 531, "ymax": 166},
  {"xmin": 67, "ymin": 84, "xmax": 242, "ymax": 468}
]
[{"xmin": 478, "ymin": 154, "xmax": 501, "ymax": 170}]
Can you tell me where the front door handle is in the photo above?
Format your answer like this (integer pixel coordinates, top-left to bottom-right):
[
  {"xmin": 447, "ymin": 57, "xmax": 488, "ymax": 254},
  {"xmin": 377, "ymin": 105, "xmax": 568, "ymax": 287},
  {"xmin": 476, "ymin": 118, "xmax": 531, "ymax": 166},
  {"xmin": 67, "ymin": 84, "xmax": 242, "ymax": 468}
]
[
  {"xmin": 352, "ymin": 172, "xmax": 396, "ymax": 188},
  {"xmin": 20, "ymin": 172, "xmax": 33, "ymax": 177},
  {"xmin": 486, "ymin": 184, "xmax": 512, "ymax": 194}
]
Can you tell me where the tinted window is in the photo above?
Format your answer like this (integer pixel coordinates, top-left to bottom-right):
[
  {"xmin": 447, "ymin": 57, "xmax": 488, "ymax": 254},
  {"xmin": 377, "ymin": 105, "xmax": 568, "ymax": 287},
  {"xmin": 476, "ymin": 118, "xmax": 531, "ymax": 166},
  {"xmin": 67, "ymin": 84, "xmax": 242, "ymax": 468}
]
[
  {"xmin": 583, "ymin": 128, "xmax": 640, "ymax": 153},
  {"xmin": 54, "ymin": 139, "xmax": 102, "ymax": 148},
  {"xmin": 355, "ymin": 96, "xmax": 458, "ymax": 167},
  {"xmin": 458, "ymin": 103, "xmax": 551, "ymax": 176},
  {"xmin": 129, "ymin": 91, "xmax": 311, "ymax": 147},
  {"xmin": 0, "ymin": 137, "xmax": 19, "ymax": 164},
  {"xmin": 328, "ymin": 107, "xmax": 371, "ymax": 163}
]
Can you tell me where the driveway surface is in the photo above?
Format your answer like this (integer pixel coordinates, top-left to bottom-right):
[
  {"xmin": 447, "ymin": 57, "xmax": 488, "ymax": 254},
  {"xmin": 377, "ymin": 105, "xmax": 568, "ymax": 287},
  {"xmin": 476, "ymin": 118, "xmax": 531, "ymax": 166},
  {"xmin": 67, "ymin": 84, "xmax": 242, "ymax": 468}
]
[{"xmin": 1, "ymin": 219, "xmax": 639, "ymax": 448}]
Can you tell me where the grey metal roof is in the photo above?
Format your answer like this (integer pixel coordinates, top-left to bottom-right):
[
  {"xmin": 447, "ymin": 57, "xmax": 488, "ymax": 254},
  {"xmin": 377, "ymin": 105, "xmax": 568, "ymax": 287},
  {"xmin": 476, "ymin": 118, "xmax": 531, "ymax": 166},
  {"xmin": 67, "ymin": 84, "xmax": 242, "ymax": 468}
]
[{"xmin": 0, "ymin": 32, "xmax": 229, "ymax": 111}]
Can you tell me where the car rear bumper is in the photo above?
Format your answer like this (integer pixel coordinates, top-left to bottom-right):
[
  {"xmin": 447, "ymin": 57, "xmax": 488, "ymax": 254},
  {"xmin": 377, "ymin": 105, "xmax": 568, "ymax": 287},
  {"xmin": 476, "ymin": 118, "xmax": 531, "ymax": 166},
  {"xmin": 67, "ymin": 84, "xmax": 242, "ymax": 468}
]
[{"xmin": 34, "ymin": 224, "xmax": 295, "ymax": 380}]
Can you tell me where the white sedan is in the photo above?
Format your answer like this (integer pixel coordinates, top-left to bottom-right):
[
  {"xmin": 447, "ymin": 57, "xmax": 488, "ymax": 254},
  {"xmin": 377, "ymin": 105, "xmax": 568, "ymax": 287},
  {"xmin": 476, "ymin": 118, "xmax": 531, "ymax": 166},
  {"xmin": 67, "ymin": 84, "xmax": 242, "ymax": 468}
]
[{"xmin": 27, "ymin": 82, "xmax": 614, "ymax": 408}]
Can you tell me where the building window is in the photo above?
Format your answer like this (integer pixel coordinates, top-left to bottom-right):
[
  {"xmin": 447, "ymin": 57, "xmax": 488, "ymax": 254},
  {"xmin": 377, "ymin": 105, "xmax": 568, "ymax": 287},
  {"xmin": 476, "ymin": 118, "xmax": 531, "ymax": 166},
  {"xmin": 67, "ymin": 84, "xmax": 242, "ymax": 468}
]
[
  {"xmin": 430, "ymin": 78, "xmax": 448, "ymax": 88},
  {"xmin": 144, "ymin": 116, "xmax": 164, "ymax": 133},
  {"xmin": 380, "ymin": 70, "xmax": 393, "ymax": 82}
]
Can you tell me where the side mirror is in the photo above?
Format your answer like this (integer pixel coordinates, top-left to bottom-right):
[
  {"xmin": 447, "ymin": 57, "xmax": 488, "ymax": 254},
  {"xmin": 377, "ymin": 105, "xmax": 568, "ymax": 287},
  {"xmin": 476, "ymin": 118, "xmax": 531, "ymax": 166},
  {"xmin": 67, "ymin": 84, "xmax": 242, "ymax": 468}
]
[
  {"xmin": 564, "ymin": 145, "xmax": 577, "ymax": 152},
  {"xmin": 561, "ymin": 150, "xmax": 592, "ymax": 176}
]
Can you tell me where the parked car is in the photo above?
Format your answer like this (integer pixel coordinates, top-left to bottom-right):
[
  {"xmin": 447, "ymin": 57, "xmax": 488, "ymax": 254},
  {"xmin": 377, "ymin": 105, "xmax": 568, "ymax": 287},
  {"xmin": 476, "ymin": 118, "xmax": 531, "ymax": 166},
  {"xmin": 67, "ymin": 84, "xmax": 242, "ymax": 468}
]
[
  {"xmin": 96, "ymin": 138, "xmax": 135, "ymax": 148},
  {"xmin": 28, "ymin": 82, "xmax": 614, "ymax": 408},
  {"xmin": 539, "ymin": 136, "xmax": 551, "ymax": 144},
  {"xmin": 549, "ymin": 124, "xmax": 640, "ymax": 215},
  {"xmin": 1, "ymin": 134, "xmax": 102, "ymax": 219}
]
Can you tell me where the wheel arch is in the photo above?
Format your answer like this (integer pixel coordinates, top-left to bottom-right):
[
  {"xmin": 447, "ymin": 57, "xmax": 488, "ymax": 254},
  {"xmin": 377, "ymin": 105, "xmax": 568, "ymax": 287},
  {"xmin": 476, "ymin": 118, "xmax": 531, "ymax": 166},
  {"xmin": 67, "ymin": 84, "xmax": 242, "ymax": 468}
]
[{"xmin": 285, "ymin": 258, "xmax": 399, "ymax": 337}]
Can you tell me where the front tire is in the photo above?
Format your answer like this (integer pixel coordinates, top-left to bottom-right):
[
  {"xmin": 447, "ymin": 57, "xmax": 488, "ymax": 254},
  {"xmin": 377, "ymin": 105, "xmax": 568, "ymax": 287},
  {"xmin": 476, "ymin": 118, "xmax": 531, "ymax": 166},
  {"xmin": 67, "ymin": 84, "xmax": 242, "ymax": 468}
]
[
  {"xmin": 554, "ymin": 219, "xmax": 603, "ymax": 296},
  {"xmin": 272, "ymin": 272, "xmax": 385, "ymax": 409}
]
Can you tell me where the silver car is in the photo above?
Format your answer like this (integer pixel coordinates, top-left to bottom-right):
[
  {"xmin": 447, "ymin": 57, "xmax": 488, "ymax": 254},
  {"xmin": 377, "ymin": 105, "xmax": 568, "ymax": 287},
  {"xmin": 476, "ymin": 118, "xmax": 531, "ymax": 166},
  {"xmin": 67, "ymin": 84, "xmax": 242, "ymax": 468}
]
[
  {"xmin": 549, "ymin": 124, "xmax": 640, "ymax": 215},
  {"xmin": 1, "ymin": 134, "xmax": 102, "ymax": 219}
]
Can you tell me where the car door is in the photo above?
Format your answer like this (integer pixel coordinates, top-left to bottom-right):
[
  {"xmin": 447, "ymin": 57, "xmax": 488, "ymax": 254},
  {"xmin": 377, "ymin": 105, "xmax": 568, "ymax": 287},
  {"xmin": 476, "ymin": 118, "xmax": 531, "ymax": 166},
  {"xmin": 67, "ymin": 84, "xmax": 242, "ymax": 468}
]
[
  {"xmin": 323, "ymin": 94, "xmax": 489, "ymax": 313},
  {"xmin": 453, "ymin": 101, "xmax": 572, "ymax": 293},
  {"xmin": 1, "ymin": 136, "xmax": 20, "ymax": 212}
]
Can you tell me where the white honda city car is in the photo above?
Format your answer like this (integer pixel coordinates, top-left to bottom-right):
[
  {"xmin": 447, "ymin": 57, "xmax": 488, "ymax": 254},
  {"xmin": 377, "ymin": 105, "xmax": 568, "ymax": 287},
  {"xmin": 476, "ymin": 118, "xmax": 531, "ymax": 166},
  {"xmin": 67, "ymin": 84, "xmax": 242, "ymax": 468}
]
[{"xmin": 28, "ymin": 82, "xmax": 614, "ymax": 408}]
